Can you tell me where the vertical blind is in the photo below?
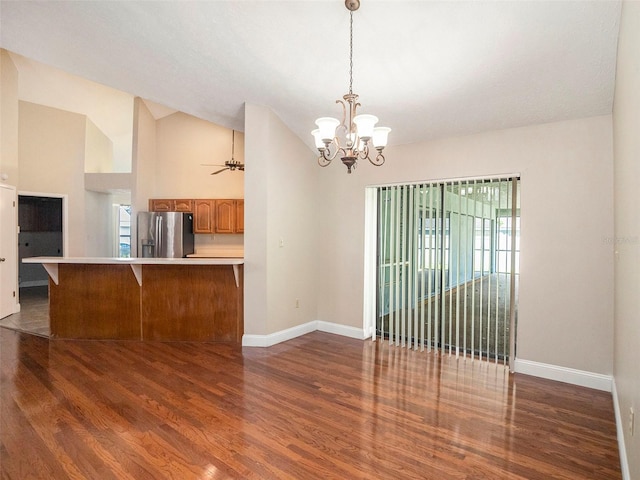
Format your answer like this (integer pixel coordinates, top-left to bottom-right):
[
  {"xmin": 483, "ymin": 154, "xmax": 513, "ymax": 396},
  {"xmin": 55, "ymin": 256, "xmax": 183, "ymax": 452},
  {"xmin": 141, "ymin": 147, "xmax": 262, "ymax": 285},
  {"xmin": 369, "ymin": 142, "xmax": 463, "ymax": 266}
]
[{"xmin": 376, "ymin": 178, "xmax": 520, "ymax": 367}]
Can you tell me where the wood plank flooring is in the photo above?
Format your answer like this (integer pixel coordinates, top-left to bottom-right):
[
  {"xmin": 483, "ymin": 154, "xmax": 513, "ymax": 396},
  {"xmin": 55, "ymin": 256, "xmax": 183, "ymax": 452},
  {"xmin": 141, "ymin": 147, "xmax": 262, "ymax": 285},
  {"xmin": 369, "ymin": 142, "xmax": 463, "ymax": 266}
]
[{"xmin": 0, "ymin": 327, "xmax": 621, "ymax": 479}]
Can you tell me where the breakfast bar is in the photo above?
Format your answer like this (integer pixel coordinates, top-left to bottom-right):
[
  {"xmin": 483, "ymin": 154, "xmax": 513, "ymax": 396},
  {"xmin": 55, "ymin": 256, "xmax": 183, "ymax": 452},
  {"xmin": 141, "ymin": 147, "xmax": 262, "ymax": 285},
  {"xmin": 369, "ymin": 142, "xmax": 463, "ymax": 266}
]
[{"xmin": 22, "ymin": 257, "xmax": 244, "ymax": 343}]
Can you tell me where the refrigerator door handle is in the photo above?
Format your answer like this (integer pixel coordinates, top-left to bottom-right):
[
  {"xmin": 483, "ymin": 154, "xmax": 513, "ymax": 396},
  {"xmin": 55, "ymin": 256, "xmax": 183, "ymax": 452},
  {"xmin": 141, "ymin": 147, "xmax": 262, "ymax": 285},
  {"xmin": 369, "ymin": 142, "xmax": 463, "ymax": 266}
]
[{"xmin": 156, "ymin": 215, "xmax": 163, "ymax": 257}]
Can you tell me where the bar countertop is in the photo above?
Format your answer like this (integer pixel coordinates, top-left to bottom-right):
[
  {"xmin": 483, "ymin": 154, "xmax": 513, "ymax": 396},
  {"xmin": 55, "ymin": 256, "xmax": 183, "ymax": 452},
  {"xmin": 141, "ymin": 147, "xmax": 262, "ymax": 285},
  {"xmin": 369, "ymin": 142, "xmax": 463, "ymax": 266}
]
[
  {"xmin": 23, "ymin": 256, "xmax": 244, "ymax": 265},
  {"xmin": 23, "ymin": 256, "xmax": 244, "ymax": 288}
]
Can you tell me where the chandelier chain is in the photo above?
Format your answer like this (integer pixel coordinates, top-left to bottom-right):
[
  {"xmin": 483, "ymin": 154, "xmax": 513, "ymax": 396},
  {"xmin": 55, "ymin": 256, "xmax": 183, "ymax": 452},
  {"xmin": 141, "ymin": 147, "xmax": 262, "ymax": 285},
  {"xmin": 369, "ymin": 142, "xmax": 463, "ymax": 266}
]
[{"xmin": 349, "ymin": 10, "xmax": 353, "ymax": 95}]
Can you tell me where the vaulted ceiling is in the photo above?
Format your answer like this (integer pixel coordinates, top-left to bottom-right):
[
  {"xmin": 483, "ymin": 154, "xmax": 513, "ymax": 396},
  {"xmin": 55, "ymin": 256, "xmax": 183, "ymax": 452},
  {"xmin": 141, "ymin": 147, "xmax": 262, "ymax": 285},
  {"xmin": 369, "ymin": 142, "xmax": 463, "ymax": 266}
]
[{"xmin": 0, "ymin": 1, "xmax": 622, "ymax": 150}]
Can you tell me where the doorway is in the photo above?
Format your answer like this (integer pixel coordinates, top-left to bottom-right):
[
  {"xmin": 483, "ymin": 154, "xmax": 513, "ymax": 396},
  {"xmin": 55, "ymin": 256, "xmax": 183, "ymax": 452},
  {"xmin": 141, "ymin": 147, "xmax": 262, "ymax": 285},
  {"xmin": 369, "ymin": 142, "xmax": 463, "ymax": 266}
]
[
  {"xmin": 4, "ymin": 194, "xmax": 65, "ymax": 335},
  {"xmin": 18, "ymin": 195, "xmax": 64, "ymax": 288}
]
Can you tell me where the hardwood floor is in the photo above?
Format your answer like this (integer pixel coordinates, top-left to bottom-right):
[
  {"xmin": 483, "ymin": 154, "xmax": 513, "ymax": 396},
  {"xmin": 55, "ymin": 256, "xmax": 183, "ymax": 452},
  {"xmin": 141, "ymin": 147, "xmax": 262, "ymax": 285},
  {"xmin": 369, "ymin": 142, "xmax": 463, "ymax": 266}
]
[{"xmin": 0, "ymin": 327, "xmax": 621, "ymax": 479}]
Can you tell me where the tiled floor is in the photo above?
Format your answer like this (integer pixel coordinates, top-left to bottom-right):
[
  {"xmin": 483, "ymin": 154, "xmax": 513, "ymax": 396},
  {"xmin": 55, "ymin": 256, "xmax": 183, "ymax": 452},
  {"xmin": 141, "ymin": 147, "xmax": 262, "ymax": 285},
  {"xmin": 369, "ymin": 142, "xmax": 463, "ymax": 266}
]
[{"xmin": 0, "ymin": 286, "xmax": 50, "ymax": 337}]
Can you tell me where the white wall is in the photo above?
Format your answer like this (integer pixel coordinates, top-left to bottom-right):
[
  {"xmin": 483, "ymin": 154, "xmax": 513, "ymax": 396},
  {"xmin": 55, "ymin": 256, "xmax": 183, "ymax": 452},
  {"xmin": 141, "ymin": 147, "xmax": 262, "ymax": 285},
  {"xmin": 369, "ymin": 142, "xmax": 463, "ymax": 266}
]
[
  {"xmin": 612, "ymin": 1, "xmax": 640, "ymax": 477},
  {"xmin": 84, "ymin": 190, "xmax": 113, "ymax": 257},
  {"xmin": 132, "ymin": 97, "xmax": 157, "ymax": 213},
  {"xmin": 85, "ymin": 119, "xmax": 114, "ymax": 173},
  {"xmin": 0, "ymin": 49, "xmax": 19, "ymax": 186},
  {"xmin": 244, "ymin": 104, "xmax": 269, "ymax": 336},
  {"xmin": 18, "ymin": 101, "xmax": 88, "ymax": 256},
  {"xmin": 9, "ymin": 51, "xmax": 133, "ymax": 172},
  {"xmin": 18, "ymin": 101, "xmax": 116, "ymax": 257},
  {"xmin": 131, "ymin": 97, "xmax": 157, "ymax": 255},
  {"xmin": 314, "ymin": 115, "xmax": 614, "ymax": 377},
  {"xmin": 244, "ymin": 104, "xmax": 319, "ymax": 336},
  {"xmin": 155, "ymin": 112, "xmax": 244, "ymax": 199}
]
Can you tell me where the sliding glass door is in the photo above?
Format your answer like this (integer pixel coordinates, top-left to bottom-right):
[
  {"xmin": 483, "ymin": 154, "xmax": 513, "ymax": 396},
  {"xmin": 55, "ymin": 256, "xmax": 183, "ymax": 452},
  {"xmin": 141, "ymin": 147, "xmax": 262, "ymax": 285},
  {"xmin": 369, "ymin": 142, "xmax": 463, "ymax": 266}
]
[{"xmin": 376, "ymin": 178, "xmax": 520, "ymax": 366}]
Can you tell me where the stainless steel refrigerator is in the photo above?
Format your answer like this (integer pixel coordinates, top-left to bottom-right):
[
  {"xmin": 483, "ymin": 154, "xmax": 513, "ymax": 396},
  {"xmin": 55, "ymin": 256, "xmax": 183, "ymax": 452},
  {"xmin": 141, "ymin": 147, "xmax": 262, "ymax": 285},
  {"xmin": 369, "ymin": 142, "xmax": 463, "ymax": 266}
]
[{"xmin": 137, "ymin": 212, "xmax": 194, "ymax": 258}]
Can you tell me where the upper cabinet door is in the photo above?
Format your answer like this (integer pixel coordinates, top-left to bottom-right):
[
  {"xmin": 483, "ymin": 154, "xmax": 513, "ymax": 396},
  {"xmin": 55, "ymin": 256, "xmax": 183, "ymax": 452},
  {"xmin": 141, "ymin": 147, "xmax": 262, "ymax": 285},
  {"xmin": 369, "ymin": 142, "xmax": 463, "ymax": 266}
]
[
  {"xmin": 193, "ymin": 200, "xmax": 214, "ymax": 234},
  {"xmin": 149, "ymin": 199, "xmax": 173, "ymax": 212},
  {"xmin": 149, "ymin": 199, "xmax": 194, "ymax": 212},
  {"xmin": 236, "ymin": 200, "xmax": 244, "ymax": 234},
  {"xmin": 215, "ymin": 199, "xmax": 236, "ymax": 234},
  {"xmin": 174, "ymin": 199, "xmax": 194, "ymax": 212}
]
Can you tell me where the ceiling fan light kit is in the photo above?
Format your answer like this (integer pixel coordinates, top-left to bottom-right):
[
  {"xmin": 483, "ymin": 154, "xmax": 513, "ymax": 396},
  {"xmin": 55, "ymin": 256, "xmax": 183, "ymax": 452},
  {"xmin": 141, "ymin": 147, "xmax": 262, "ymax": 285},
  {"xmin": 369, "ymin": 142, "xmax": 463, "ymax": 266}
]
[{"xmin": 311, "ymin": 0, "xmax": 390, "ymax": 174}]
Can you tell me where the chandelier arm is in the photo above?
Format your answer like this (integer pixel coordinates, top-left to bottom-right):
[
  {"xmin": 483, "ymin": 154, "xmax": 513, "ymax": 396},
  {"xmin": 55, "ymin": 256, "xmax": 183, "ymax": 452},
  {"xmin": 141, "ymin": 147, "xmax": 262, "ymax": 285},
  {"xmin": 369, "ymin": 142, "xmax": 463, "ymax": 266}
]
[
  {"xmin": 318, "ymin": 141, "xmax": 349, "ymax": 167},
  {"xmin": 348, "ymin": 97, "xmax": 354, "ymax": 134},
  {"xmin": 322, "ymin": 147, "xmax": 338, "ymax": 162},
  {"xmin": 357, "ymin": 143, "xmax": 370, "ymax": 161},
  {"xmin": 333, "ymin": 145, "xmax": 347, "ymax": 160},
  {"xmin": 336, "ymin": 99, "xmax": 348, "ymax": 133},
  {"xmin": 369, "ymin": 149, "xmax": 386, "ymax": 167},
  {"xmin": 348, "ymin": 99, "xmax": 355, "ymax": 137},
  {"xmin": 318, "ymin": 155, "xmax": 331, "ymax": 168}
]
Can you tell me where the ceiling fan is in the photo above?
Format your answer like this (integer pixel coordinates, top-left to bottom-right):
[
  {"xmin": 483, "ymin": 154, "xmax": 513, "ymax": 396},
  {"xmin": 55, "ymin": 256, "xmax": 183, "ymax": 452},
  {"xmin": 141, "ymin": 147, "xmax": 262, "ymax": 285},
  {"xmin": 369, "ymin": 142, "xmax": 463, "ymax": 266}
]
[{"xmin": 202, "ymin": 130, "xmax": 245, "ymax": 175}]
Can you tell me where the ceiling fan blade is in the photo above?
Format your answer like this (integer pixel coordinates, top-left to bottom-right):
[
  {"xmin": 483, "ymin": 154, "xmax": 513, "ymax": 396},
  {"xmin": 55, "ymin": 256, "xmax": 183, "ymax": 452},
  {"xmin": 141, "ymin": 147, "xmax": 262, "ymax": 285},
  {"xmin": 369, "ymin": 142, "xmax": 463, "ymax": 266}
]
[
  {"xmin": 211, "ymin": 167, "xmax": 229, "ymax": 175},
  {"xmin": 201, "ymin": 163, "xmax": 226, "ymax": 167}
]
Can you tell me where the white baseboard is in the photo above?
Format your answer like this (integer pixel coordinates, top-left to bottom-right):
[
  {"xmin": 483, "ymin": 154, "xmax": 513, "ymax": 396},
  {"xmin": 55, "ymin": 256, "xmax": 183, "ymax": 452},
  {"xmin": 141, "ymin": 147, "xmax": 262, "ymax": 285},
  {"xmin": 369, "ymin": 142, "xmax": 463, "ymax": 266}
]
[
  {"xmin": 242, "ymin": 320, "xmax": 366, "ymax": 347},
  {"xmin": 612, "ymin": 380, "xmax": 631, "ymax": 480},
  {"xmin": 513, "ymin": 358, "xmax": 612, "ymax": 392},
  {"xmin": 242, "ymin": 321, "xmax": 317, "ymax": 347},
  {"xmin": 316, "ymin": 321, "xmax": 367, "ymax": 340}
]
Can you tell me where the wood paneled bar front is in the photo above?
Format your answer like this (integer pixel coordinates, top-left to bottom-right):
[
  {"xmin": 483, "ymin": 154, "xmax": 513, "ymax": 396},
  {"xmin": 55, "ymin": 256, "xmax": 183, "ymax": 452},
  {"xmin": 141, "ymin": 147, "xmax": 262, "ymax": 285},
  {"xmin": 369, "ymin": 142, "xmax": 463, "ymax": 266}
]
[{"xmin": 22, "ymin": 257, "xmax": 244, "ymax": 342}]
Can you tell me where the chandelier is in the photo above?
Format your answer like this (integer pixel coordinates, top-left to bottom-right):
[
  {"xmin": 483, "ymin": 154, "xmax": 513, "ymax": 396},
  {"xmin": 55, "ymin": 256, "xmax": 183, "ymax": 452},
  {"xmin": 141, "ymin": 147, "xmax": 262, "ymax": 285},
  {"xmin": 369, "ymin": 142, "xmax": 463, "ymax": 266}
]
[{"xmin": 311, "ymin": 0, "xmax": 391, "ymax": 174}]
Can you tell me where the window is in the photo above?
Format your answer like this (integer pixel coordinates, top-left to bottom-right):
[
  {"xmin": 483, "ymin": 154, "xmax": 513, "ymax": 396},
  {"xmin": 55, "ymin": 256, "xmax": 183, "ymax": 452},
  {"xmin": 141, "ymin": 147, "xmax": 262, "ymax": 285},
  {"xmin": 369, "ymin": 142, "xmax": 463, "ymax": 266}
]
[
  {"xmin": 496, "ymin": 216, "xmax": 520, "ymax": 274},
  {"xmin": 118, "ymin": 205, "xmax": 131, "ymax": 258}
]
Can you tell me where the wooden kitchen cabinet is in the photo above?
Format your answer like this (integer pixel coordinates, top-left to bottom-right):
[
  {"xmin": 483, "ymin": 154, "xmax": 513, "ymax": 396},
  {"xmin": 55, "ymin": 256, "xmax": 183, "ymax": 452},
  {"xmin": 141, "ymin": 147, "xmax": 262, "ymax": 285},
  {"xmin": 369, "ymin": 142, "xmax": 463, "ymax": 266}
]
[
  {"xmin": 149, "ymin": 199, "xmax": 172, "ymax": 211},
  {"xmin": 193, "ymin": 200, "xmax": 215, "ymax": 233},
  {"xmin": 148, "ymin": 198, "xmax": 243, "ymax": 234},
  {"xmin": 149, "ymin": 199, "xmax": 194, "ymax": 212},
  {"xmin": 215, "ymin": 199, "xmax": 236, "ymax": 234},
  {"xmin": 215, "ymin": 200, "xmax": 244, "ymax": 234},
  {"xmin": 174, "ymin": 199, "xmax": 194, "ymax": 212},
  {"xmin": 236, "ymin": 200, "xmax": 244, "ymax": 233}
]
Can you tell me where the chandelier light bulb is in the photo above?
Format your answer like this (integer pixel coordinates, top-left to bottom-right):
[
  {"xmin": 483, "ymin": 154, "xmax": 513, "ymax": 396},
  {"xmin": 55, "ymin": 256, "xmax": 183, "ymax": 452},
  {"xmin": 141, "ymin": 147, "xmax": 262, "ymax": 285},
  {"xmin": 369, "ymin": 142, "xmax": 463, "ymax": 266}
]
[
  {"xmin": 353, "ymin": 114, "xmax": 378, "ymax": 142},
  {"xmin": 311, "ymin": 129, "xmax": 325, "ymax": 150},
  {"xmin": 315, "ymin": 117, "xmax": 340, "ymax": 143},
  {"xmin": 372, "ymin": 127, "xmax": 391, "ymax": 148}
]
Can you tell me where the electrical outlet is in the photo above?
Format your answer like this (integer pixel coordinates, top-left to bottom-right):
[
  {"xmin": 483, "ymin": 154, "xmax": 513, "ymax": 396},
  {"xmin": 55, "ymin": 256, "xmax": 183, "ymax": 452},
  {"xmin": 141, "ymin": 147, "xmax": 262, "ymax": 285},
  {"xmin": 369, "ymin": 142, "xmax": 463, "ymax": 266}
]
[{"xmin": 630, "ymin": 408, "xmax": 635, "ymax": 436}]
